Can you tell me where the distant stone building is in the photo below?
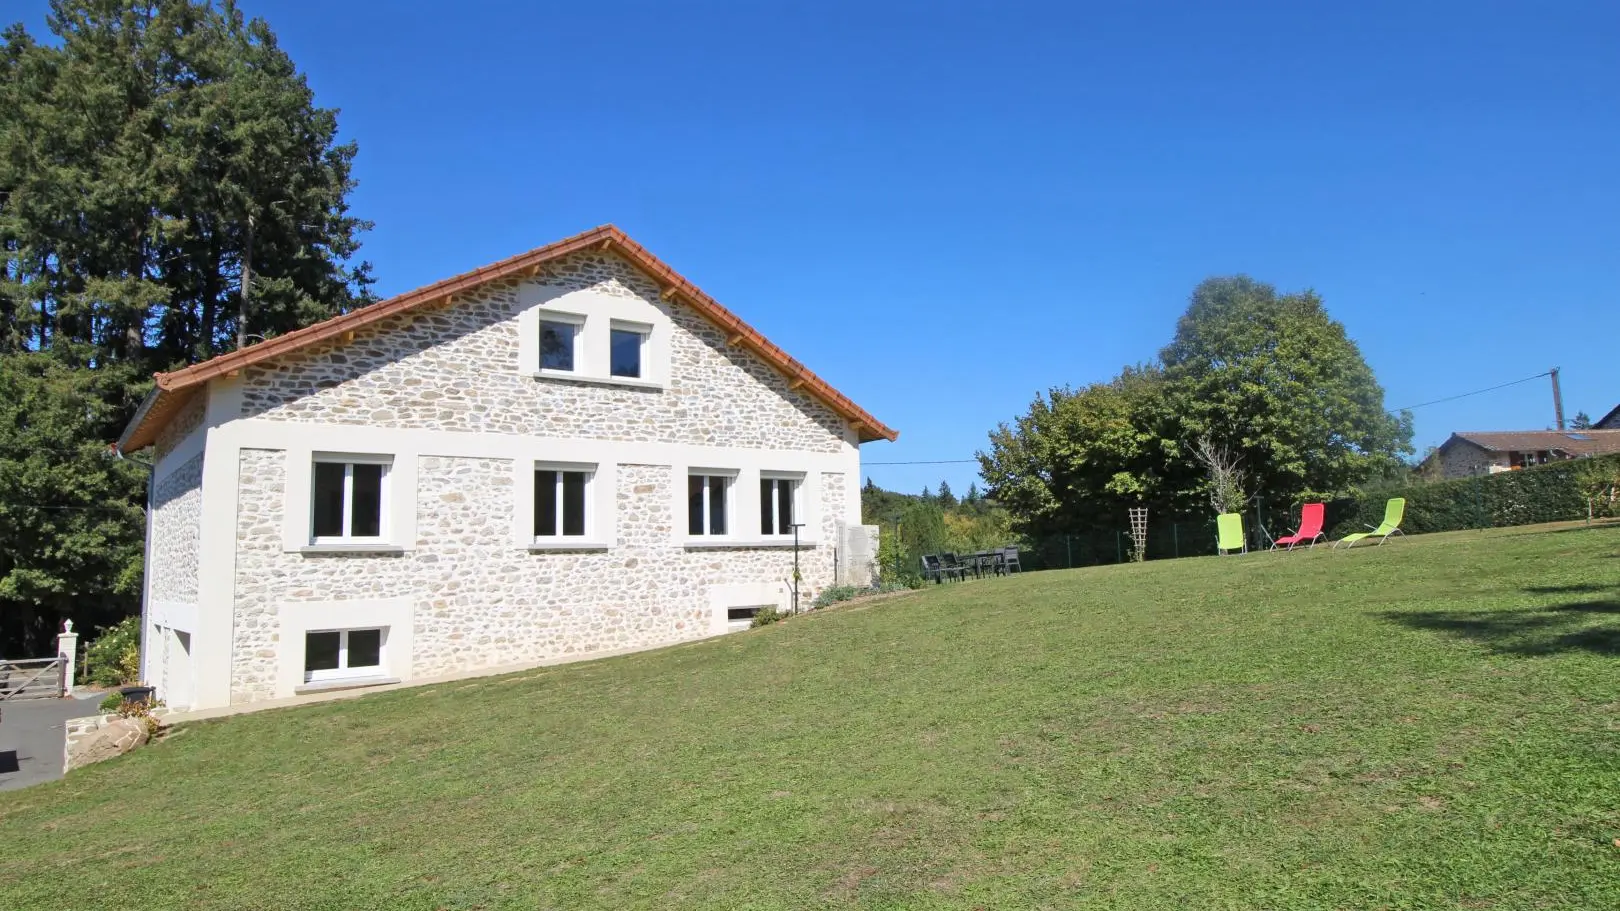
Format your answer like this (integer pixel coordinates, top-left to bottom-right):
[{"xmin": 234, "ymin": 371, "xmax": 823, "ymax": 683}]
[
  {"xmin": 1433, "ymin": 430, "xmax": 1620, "ymax": 479},
  {"xmin": 116, "ymin": 226, "xmax": 895, "ymax": 711}
]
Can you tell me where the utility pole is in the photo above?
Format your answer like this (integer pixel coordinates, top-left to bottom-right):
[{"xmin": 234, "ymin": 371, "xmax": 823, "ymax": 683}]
[
  {"xmin": 237, "ymin": 213, "xmax": 254, "ymax": 351},
  {"xmin": 1550, "ymin": 366, "xmax": 1565, "ymax": 430}
]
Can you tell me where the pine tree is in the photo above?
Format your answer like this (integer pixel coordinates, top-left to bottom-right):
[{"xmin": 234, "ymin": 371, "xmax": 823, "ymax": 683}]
[
  {"xmin": 966, "ymin": 482, "xmax": 981, "ymax": 503},
  {"xmin": 937, "ymin": 480, "xmax": 957, "ymax": 507},
  {"xmin": 0, "ymin": 1, "xmax": 372, "ymax": 655}
]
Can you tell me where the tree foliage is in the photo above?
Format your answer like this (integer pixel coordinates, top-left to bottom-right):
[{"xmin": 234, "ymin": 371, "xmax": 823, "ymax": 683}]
[
  {"xmin": 1161, "ymin": 277, "xmax": 1412, "ymax": 502},
  {"xmin": 978, "ymin": 365, "xmax": 1193, "ymax": 538},
  {"xmin": 980, "ymin": 276, "xmax": 1412, "ymax": 538},
  {"xmin": 0, "ymin": 1, "xmax": 371, "ymax": 655},
  {"xmin": 0, "ymin": 355, "xmax": 147, "ymax": 654}
]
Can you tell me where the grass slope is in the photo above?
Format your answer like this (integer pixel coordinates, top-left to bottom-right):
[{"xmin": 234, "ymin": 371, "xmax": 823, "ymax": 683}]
[{"xmin": 3, "ymin": 524, "xmax": 1618, "ymax": 910}]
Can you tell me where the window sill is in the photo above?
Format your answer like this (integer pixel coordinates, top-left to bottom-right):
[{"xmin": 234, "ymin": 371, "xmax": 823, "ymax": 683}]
[
  {"xmin": 531, "ymin": 371, "xmax": 665, "ymax": 392},
  {"xmin": 298, "ymin": 543, "xmax": 407, "ymax": 556},
  {"xmin": 683, "ymin": 538, "xmax": 820, "ymax": 550},
  {"xmin": 526, "ymin": 539, "xmax": 612, "ymax": 552},
  {"xmin": 295, "ymin": 675, "xmax": 399, "ymax": 695}
]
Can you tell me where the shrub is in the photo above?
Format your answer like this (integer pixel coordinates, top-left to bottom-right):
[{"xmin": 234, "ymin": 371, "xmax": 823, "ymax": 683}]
[
  {"xmin": 1326, "ymin": 453, "xmax": 1620, "ymax": 538},
  {"xmin": 97, "ymin": 691, "xmax": 124, "ymax": 713},
  {"xmin": 812, "ymin": 585, "xmax": 863, "ymax": 609},
  {"xmin": 750, "ymin": 606, "xmax": 782, "ymax": 628},
  {"xmin": 84, "ymin": 616, "xmax": 141, "ymax": 687},
  {"xmin": 115, "ymin": 697, "xmax": 164, "ymax": 737}
]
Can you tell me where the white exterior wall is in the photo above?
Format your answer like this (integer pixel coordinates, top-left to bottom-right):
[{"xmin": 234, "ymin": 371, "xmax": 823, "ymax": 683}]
[
  {"xmin": 168, "ymin": 249, "xmax": 868, "ymax": 709},
  {"xmin": 141, "ymin": 393, "xmax": 207, "ymax": 707}
]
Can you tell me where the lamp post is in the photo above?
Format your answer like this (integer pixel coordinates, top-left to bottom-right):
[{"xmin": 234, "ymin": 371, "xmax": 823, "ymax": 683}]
[{"xmin": 789, "ymin": 522, "xmax": 805, "ymax": 614}]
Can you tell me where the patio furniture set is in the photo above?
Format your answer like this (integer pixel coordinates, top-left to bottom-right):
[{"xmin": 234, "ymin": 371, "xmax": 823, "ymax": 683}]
[{"xmin": 920, "ymin": 547, "xmax": 1023, "ymax": 584}]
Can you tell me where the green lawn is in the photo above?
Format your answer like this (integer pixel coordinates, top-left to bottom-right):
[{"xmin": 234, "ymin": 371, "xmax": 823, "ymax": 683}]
[{"xmin": 4, "ymin": 524, "xmax": 1618, "ymax": 910}]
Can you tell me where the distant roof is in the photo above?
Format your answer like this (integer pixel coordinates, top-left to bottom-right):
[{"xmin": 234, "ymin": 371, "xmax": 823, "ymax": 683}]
[
  {"xmin": 1596, "ymin": 403, "xmax": 1620, "ymax": 429},
  {"xmin": 1440, "ymin": 429, "xmax": 1620, "ymax": 457},
  {"xmin": 118, "ymin": 225, "xmax": 898, "ymax": 451}
]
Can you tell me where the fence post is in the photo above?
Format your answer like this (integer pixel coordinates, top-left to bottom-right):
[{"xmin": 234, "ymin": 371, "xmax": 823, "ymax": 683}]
[
  {"xmin": 1065, "ymin": 535, "xmax": 1072, "ymax": 568},
  {"xmin": 1173, "ymin": 523, "xmax": 1179, "ymax": 558},
  {"xmin": 57, "ymin": 620, "xmax": 78, "ymax": 697},
  {"xmin": 1115, "ymin": 531, "xmax": 1122, "ymax": 564}
]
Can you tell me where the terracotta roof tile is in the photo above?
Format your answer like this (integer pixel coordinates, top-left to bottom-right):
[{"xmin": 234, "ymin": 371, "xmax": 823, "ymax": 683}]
[{"xmin": 119, "ymin": 225, "xmax": 897, "ymax": 450}]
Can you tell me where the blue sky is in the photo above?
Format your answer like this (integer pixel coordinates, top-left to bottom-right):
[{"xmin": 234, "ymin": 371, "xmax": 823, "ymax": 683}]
[{"xmin": 17, "ymin": 1, "xmax": 1620, "ymax": 494}]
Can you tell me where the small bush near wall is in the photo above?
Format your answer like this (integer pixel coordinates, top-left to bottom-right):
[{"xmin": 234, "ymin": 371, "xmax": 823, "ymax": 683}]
[
  {"xmin": 1326, "ymin": 453, "xmax": 1620, "ymax": 538},
  {"xmin": 750, "ymin": 606, "xmax": 782, "ymax": 628},
  {"xmin": 812, "ymin": 585, "xmax": 863, "ymax": 609},
  {"xmin": 83, "ymin": 616, "xmax": 141, "ymax": 687}
]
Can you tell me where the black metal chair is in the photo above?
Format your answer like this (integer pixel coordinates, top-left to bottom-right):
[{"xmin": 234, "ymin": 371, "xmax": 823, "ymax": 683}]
[
  {"xmin": 924, "ymin": 554, "xmax": 963, "ymax": 583},
  {"xmin": 999, "ymin": 546, "xmax": 1023, "ymax": 574}
]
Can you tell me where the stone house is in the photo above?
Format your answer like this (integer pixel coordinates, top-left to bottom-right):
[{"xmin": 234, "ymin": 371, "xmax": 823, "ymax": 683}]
[
  {"xmin": 1432, "ymin": 430, "xmax": 1620, "ymax": 479},
  {"xmin": 116, "ymin": 226, "xmax": 895, "ymax": 711}
]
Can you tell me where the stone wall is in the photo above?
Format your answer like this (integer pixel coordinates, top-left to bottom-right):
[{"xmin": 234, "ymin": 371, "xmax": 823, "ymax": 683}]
[
  {"xmin": 1440, "ymin": 441, "xmax": 1508, "ymax": 479},
  {"xmin": 150, "ymin": 453, "xmax": 204, "ymax": 603},
  {"xmin": 228, "ymin": 451, "xmax": 844, "ymax": 703},
  {"xmin": 153, "ymin": 392, "xmax": 206, "ymax": 463},
  {"xmin": 237, "ymin": 250, "xmax": 848, "ymax": 453},
  {"xmin": 63, "ymin": 706, "xmax": 173, "ymax": 772}
]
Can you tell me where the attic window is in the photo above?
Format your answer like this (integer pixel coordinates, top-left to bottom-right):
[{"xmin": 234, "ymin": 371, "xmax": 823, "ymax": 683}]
[
  {"xmin": 539, "ymin": 314, "xmax": 585, "ymax": 372},
  {"xmin": 1566, "ymin": 433, "xmax": 1592, "ymax": 441}
]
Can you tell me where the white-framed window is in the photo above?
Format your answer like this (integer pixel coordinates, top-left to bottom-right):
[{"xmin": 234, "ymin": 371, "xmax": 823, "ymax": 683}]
[
  {"xmin": 726, "ymin": 606, "xmax": 766, "ymax": 632},
  {"xmin": 534, "ymin": 465, "xmax": 592, "ymax": 539},
  {"xmin": 539, "ymin": 312, "xmax": 585, "ymax": 372},
  {"xmin": 311, "ymin": 455, "xmax": 391, "ymax": 543},
  {"xmin": 609, "ymin": 321, "xmax": 651, "ymax": 379},
  {"xmin": 688, "ymin": 472, "xmax": 733, "ymax": 536},
  {"xmin": 759, "ymin": 473, "xmax": 802, "ymax": 536},
  {"xmin": 303, "ymin": 627, "xmax": 384, "ymax": 683}
]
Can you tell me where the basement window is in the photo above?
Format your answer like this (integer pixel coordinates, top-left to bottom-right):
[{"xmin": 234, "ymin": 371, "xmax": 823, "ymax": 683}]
[
  {"xmin": 304, "ymin": 628, "xmax": 384, "ymax": 683},
  {"xmin": 726, "ymin": 606, "xmax": 765, "ymax": 631}
]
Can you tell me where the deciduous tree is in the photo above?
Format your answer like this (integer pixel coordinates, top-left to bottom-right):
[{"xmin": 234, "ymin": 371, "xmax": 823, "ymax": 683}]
[{"xmin": 1160, "ymin": 276, "xmax": 1412, "ymax": 503}]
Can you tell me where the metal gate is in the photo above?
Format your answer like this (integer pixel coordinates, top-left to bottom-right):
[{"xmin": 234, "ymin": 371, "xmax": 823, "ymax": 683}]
[{"xmin": 0, "ymin": 658, "xmax": 66, "ymax": 700}]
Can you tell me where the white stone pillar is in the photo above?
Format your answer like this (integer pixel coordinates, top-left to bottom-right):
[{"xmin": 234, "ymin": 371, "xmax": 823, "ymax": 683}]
[{"xmin": 57, "ymin": 620, "xmax": 78, "ymax": 697}]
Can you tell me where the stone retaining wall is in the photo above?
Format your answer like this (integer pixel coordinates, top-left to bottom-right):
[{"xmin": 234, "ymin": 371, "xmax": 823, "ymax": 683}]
[{"xmin": 63, "ymin": 706, "xmax": 173, "ymax": 773}]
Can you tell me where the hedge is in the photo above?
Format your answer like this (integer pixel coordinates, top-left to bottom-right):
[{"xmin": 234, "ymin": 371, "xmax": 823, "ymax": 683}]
[{"xmin": 1326, "ymin": 453, "xmax": 1620, "ymax": 538}]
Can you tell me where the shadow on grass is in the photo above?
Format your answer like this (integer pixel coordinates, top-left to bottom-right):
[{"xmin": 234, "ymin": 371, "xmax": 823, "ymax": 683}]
[{"xmin": 1376, "ymin": 586, "xmax": 1620, "ymax": 657}]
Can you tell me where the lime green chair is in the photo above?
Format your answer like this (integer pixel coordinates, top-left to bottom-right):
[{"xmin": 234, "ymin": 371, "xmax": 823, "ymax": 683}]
[
  {"xmin": 1335, "ymin": 497, "xmax": 1406, "ymax": 549},
  {"xmin": 1216, "ymin": 512, "xmax": 1246, "ymax": 555}
]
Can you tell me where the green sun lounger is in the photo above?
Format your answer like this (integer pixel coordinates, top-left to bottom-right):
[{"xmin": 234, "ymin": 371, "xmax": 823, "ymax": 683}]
[
  {"xmin": 1334, "ymin": 497, "xmax": 1406, "ymax": 549},
  {"xmin": 1216, "ymin": 512, "xmax": 1246, "ymax": 554}
]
